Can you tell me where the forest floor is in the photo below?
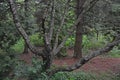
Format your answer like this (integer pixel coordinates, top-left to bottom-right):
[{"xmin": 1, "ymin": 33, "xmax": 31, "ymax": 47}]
[{"xmin": 20, "ymin": 49, "xmax": 120, "ymax": 75}]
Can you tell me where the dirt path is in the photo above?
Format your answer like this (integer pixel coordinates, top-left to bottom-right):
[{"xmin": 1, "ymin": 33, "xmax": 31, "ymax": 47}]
[
  {"xmin": 20, "ymin": 49, "xmax": 120, "ymax": 74},
  {"xmin": 53, "ymin": 49, "xmax": 120, "ymax": 74},
  {"xmin": 53, "ymin": 57, "xmax": 120, "ymax": 74}
]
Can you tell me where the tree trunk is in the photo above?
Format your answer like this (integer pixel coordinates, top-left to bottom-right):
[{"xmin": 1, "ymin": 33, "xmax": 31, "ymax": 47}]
[
  {"xmin": 23, "ymin": 43, "xmax": 29, "ymax": 53},
  {"xmin": 74, "ymin": 23, "xmax": 83, "ymax": 58},
  {"xmin": 23, "ymin": 0, "xmax": 29, "ymax": 54},
  {"xmin": 74, "ymin": 0, "xmax": 84, "ymax": 58}
]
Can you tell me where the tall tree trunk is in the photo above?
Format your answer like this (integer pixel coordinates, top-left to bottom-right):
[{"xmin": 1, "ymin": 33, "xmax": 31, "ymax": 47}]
[
  {"xmin": 74, "ymin": 0, "xmax": 84, "ymax": 58},
  {"xmin": 23, "ymin": 0, "xmax": 29, "ymax": 53}
]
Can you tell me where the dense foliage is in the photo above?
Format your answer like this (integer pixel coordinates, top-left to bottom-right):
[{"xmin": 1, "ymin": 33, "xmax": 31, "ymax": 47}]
[{"xmin": 0, "ymin": 0, "xmax": 120, "ymax": 80}]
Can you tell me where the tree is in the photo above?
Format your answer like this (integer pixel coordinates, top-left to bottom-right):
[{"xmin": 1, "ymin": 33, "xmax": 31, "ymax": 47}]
[
  {"xmin": 8, "ymin": 0, "xmax": 120, "ymax": 77},
  {"xmin": 23, "ymin": 0, "xmax": 29, "ymax": 53},
  {"xmin": 74, "ymin": 0, "xmax": 85, "ymax": 58},
  {"xmin": 0, "ymin": 1, "xmax": 18, "ymax": 51},
  {"xmin": 83, "ymin": 0, "xmax": 120, "ymax": 37}
]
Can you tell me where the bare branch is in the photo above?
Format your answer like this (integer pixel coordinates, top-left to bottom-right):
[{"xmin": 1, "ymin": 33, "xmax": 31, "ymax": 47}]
[
  {"xmin": 54, "ymin": 36, "xmax": 68, "ymax": 55},
  {"xmin": 74, "ymin": 0, "xmax": 99, "ymax": 27},
  {"xmin": 52, "ymin": 0, "xmax": 71, "ymax": 54},
  {"xmin": 48, "ymin": 0, "xmax": 55, "ymax": 44}
]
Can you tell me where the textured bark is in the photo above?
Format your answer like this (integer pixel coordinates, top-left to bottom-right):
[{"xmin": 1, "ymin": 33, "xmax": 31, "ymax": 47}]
[
  {"xmin": 74, "ymin": 0, "xmax": 84, "ymax": 58},
  {"xmin": 48, "ymin": 0, "xmax": 55, "ymax": 45},
  {"xmin": 73, "ymin": 0, "xmax": 99, "ymax": 58},
  {"xmin": 8, "ymin": 0, "xmax": 52, "ymax": 70},
  {"xmin": 52, "ymin": 0, "xmax": 70, "ymax": 55},
  {"xmin": 9, "ymin": 0, "xmax": 105, "ymax": 74},
  {"xmin": 42, "ymin": 46, "xmax": 51, "ymax": 70},
  {"xmin": 8, "ymin": 0, "xmax": 44, "ymax": 57},
  {"xmin": 53, "ymin": 0, "xmax": 99, "ymax": 56}
]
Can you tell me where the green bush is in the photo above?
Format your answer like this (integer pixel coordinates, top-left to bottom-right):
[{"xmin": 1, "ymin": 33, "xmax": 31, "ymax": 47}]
[
  {"xmin": 65, "ymin": 34, "xmax": 106, "ymax": 50},
  {"xmin": 0, "ymin": 49, "xmax": 16, "ymax": 80},
  {"xmin": 83, "ymin": 34, "xmax": 106, "ymax": 50},
  {"xmin": 11, "ymin": 63, "xmax": 100, "ymax": 80},
  {"xmin": 11, "ymin": 38, "xmax": 24, "ymax": 53},
  {"xmin": 51, "ymin": 71, "xmax": 120, "ymax": 80},
  {"xmin": 30, "ymin": 33, "xmax": 44, "ymax": 47},
  {"xmin": 51, "ymin": 72, "xmax": 97, "ymax": 80},
  {"xmin": 11, "ymin": 33, "xmax": 108, "ymax": 54},
  {"xmin": 13, "ymin": 56, "xmax": 49, "ymax": 80},
  {"xmin": 108, "ymin": 46, "xmax": 120, "ymax": 58},
  {"xmin": 65, "ymin": 36, "xmax": 75, "ymax": 48},
  {"xmin": 114, "ymin": 74, "xmax": 120, "ymax": 80},
  {"xmin": 11, "ymin": 33, "xmax": 44, "ymax": 53}
]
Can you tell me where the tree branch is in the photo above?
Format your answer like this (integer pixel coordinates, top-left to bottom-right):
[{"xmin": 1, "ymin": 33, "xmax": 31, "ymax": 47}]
[
  {"xmin": 48, "ymin": 35, "xmax": 120, "ymax": 76},
  {"xmin": 53, "ymin": 0, "xmax": 100, "ymax": 55},
  {"xmin": 52, "ymin": 0, "xmax": 71, "ymax": 54},
  {"xmin": 48, "ymin": 0, "xmax": 55, "ymax": 44},
  {"xmin": 8, "ymin": 0, "xmax": 44, "ymax": 57}
]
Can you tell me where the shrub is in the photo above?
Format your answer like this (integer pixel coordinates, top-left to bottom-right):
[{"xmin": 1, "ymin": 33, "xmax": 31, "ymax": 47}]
[
  {"xmin": 0, "ymin": 49, "xmax": 16, "ymax": 80},
  {"xmin": 30, "ymin": 33, "xmax": 44, "ymax": 47},
  {"xmin": 108, "ymin": 46, "xmax": 120, "ymax": 58},
  {"xmin": 11, "ymin": 38, "xmax": 24, "ymax": 53},
  {"xmin": 11, "ymin": 33, "xmax": 44, "ymax": 53},
  {"xmin": 65, "ymin": 36, "xmax": 75, "ymax": 48}
]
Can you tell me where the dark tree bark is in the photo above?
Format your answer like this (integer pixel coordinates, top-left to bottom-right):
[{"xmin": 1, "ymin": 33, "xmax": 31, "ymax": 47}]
[
  {"xmin": 23, "ymin": 0, "xmax": 29, "ymax": 54},
  {"xmin": 74, "ymin": 0, "xmax": 85, "ymax": 58},
  {"xmin": 23, "ymin": 43, "xmax": 29, "ymax": 53},
  {"xmin": 74, "ymin": 0, "xmax": 99, "ymax": 58}
]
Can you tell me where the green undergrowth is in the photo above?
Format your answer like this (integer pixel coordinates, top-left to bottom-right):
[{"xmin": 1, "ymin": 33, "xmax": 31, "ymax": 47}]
[
  {"xmin": 65, "ymin": 34, "xmax": 106, "ymax": 50},
  {"xmin": 11, "ymin": 33, "xmax": 44, "ymax": 53},
  {"xmin": 11, "ymin": 33, "xmax": 120, "ymax": 58},
  {"xmin": 51, "ymin": 71, "xmax": 120, "ymax": 80},
  {"xmin": 0, "ymin": 51, "xmax": 119, "ymax": 80},
  {"xmin": 108, "ymin": 46, "xmax": 120, "ymax": 58}
]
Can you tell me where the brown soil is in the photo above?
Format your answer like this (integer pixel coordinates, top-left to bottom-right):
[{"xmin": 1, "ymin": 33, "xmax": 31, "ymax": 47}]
[
  {"xmin": 20, "ymin": 49, "xmax": 120, "ymax": 74},
  {"xmin": 53, "ymin": 57, "xmax": 120, "ymax": 74}
]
